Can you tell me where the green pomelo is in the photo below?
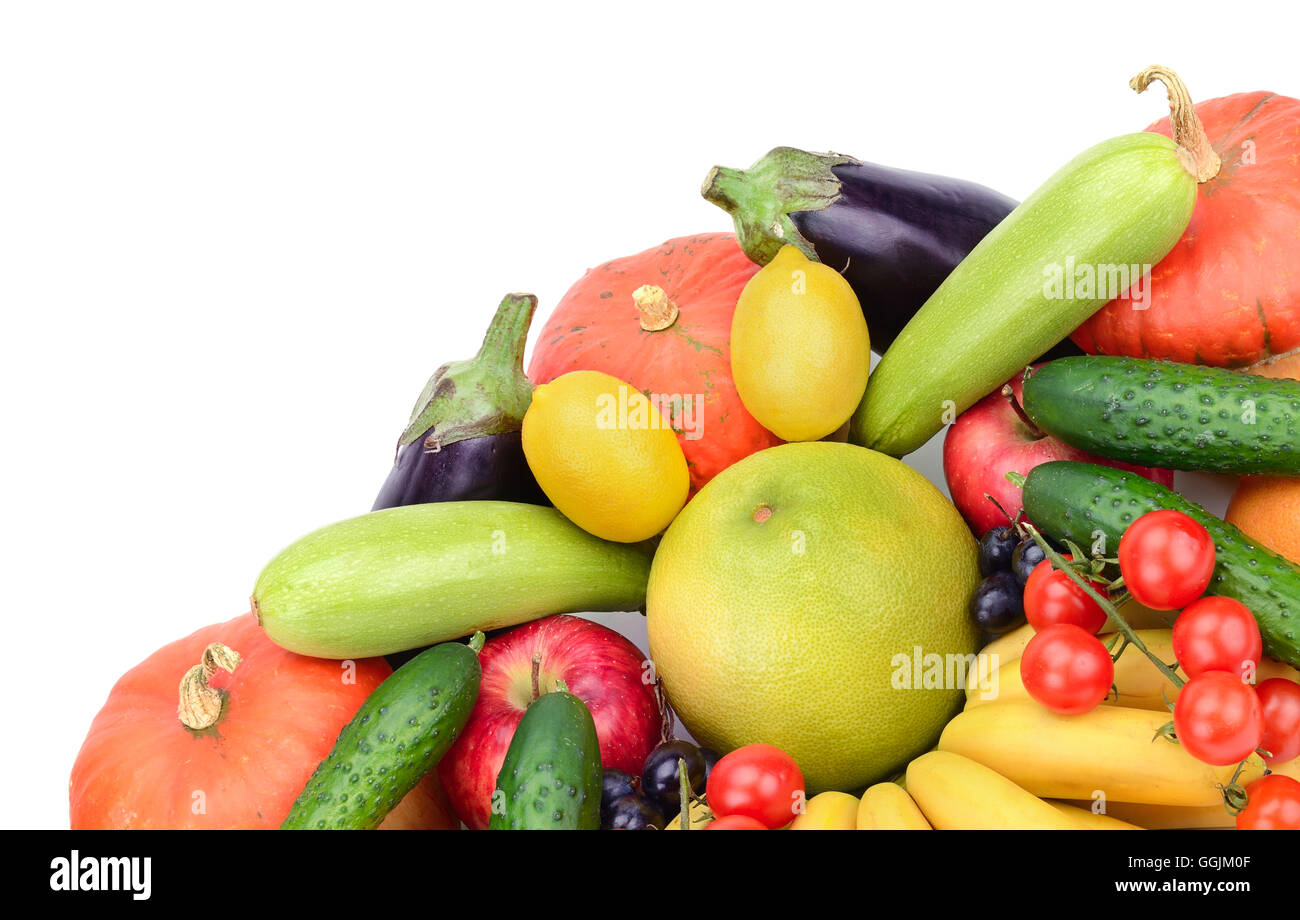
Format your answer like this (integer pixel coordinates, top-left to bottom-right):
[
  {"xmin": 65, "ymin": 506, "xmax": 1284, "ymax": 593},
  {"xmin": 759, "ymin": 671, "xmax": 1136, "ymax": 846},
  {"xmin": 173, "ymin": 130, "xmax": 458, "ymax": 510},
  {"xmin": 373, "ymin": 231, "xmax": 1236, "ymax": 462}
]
[{"xmin": 646, "ymin": 442, "xmax": 980, "ymax": 793}]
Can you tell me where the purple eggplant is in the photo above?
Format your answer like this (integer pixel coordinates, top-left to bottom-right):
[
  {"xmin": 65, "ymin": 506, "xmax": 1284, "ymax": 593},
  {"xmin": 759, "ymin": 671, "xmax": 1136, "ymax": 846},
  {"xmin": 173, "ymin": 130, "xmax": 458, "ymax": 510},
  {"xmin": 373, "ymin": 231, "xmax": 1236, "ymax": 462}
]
[
  {"xmin": 372, "ymin": 293, "xmax": 547, "ymax": 511},
  {"xmin": 702, "ymin": 147, "xmax": 1083, "ymax": 358}
]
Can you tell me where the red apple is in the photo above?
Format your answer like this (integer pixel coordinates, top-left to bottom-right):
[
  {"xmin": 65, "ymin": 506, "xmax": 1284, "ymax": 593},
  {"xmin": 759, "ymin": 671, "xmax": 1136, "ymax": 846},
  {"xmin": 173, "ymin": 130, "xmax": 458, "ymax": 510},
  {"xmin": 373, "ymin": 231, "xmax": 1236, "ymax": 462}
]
[
  {"xmin": 437, "ymin": 614, "xmax": 664, "ymax": 830},
  {"xmin": 943, "ymin": 366, "xmax": 1174, "ymax": 536}
]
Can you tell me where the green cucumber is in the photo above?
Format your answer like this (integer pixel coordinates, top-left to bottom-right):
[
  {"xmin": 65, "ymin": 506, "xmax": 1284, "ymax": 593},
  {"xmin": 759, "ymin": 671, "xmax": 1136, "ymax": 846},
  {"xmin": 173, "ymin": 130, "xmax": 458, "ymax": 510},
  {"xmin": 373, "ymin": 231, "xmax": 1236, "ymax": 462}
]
[
  {"xmin": 1022, "ymin": 461, "xmax": 1300, "ymax": 667},
  {"xmin": 253, "ymin": 501, "xmax": 653, "ymax": 658},
  {"xmin": 489, "ymin": 689, "xmax": 601, "ymax": 830},
  {"xmin": 850, "ymin": 68, "xmax": 1218, "ymax": 457},
  {"xmin": 282, "ymin": 635, "xmax": 482, "ymax": 830},
  {"xmin": 1022, "ymin": 356, "xmax": 1300, "ymax": 474}
]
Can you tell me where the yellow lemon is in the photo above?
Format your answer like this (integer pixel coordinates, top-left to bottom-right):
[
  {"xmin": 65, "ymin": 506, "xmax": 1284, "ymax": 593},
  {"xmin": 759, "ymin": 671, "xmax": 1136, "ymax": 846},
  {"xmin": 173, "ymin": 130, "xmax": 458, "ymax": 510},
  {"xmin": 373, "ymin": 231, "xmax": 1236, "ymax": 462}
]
[
  {"xmin": 522, "ymin": 369, "xmax": 688, "ymax": 542},
  {"xmin": 730, "ymin": 246, "xmax": 869, "ymax": 441}
]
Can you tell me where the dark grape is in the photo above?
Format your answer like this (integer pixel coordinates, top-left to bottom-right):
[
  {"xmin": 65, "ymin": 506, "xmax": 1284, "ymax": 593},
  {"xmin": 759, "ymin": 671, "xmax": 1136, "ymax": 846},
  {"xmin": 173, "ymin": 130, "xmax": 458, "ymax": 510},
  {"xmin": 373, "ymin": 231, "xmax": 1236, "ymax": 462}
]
[
  {"xmin": 606, "ymin": 794, "xmax": 664, "ymax": 830},
  {"xmin": 600, "ymin": 768, "xmax": 637, "ymax": 826},
  {"xmin": 641, "ymin": 740, "xmax": 706, "ymax": 817},
  {"xmin": 970, "ymin": 571, "xmax": 1025, "ymax": 634},
  {"xmin": 700, "ymin": 747, "xmax": 721, "ymax": 784},
  {"xmin": 978, "ymin": 525, "xmax": 1019, "ymax": 576},
  {"xmin": 1011, "ymin": 538, "xmax": 1047, "ymax": 585}
]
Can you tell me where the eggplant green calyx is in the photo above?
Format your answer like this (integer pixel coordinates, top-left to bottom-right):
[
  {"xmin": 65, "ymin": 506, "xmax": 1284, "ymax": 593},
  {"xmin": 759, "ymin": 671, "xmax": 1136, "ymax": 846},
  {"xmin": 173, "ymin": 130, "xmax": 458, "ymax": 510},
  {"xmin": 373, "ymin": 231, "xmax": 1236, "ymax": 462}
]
[
  {"xmin": 701, "ymin": 146, "xmax": 856, "ymax": 265},
  {"xmin": 397, "ymin": 293, "xmax": 538, "ymax": 453}
]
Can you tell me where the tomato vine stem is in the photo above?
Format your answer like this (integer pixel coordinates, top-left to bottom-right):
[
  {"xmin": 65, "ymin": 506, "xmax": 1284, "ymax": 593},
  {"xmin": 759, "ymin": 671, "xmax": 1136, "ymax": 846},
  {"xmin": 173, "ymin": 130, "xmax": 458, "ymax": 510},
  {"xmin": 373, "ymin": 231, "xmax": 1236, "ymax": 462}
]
[{"xmin": 1021, "ymin": 523, "xmax": 1185, "ymax": 690}]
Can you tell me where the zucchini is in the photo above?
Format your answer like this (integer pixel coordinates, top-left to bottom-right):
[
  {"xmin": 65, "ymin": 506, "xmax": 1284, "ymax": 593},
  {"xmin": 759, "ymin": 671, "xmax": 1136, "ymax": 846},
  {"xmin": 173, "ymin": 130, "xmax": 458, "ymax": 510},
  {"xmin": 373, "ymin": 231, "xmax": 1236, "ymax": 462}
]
[
  {"xmin": 253, "ymin": 501, "xmax": 653, "ymax": 658},
  {"xmin": 489, "ymin": 689, "xmax": 602, "ymax": 830},
  {"xmin": 1022, "ymin": 461, "xmax": 1300, "ymax": 667},
  {"xmin": 282, "ymin": 635, "xmax": 482, "ymax": 830},
  {"xmin": 1022, "ymin": 356, "xmax": 1300, "ymax": 474},
  {"xmin": 850, "ymin": 69, "xmax": 1217, "ymax": 457}
]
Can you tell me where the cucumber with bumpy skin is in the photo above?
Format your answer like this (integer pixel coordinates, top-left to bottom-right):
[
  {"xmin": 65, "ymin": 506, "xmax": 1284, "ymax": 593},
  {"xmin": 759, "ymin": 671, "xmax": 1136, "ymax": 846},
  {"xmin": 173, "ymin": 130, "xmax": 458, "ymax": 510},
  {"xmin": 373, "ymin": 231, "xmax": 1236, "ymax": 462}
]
[
  {"xmin": 489, "ymin": 689, "xmax": 602, "ymax": 830},
  {"xmin": 1022, "ymin": 461, "xmax": 1300, "ymax": 667},
  {"xmin": 253, "ymin": 501, "xmax": 653, "ymax": 659},
  {"xmin": 1022, "ymin": 356, "xmax": 1300, "ymax": 474},
  {"xmin": 282, "ymin": 634, "xmax": 482, "ymax": 830}
]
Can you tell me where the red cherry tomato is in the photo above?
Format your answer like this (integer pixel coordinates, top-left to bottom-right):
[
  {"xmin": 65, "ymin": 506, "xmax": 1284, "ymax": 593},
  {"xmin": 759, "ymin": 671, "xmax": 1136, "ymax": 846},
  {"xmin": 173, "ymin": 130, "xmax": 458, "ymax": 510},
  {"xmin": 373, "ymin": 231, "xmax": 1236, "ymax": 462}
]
[
  {"xmin": 703, "ymin": 814, "xmax": 768, "ymax": 830},
  {"xmin": 1117, "ymin": 510, "xmax": 1216, "ymax": 611},
  {"xmin": 1019, "ymin": 623, "xmax": 1115, "ymax": 715},
  {"xmin": 705, "ymin": 743, "xmax": 805, "ymax": 830},
  {"xmin": 1173, "ymin": 671, "xmax": 1265, "ymax": 766},
  {"xmin": 1257, "ymin": 678, "xmax": 1300, "ymax": 765},
  {"xmin": 1236, "ymin": 774, "xmax": 1300, "ymax": 830},
  {"xmin": 1023, "ymin": 558, "xmax": 1109, "ymax": 634},
  {"xmin": 1171, "ymin": 596, "xmax": 1263, "ymax": 680}
]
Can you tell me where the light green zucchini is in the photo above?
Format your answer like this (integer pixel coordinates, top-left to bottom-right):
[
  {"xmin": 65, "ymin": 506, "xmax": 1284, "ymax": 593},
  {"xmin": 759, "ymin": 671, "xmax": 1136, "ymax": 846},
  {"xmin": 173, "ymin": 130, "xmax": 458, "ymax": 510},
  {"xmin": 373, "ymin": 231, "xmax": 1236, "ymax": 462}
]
[
  {"xmin": 851, "ymin": 68, "xmax": 1217, "ymax": 457},
  {"xmin": 253, "ymin": 501, "xmax": 653, "ymax": 658}
]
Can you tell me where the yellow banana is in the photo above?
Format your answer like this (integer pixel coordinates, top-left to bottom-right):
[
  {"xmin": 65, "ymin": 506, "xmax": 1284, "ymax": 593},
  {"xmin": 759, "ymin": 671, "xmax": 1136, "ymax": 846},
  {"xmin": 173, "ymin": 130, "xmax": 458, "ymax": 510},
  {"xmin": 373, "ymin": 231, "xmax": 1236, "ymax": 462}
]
[
  {"xmin": 1059, "ymin": 798, "xmax": 1235, "ymax": 830},
  {"xmin": 1115, "ymin": 596, "xmax": 1176, "ymax": 631},
  {"xmin": 968, "ymin": 626, "xmax": 1298, "ymax": 712},
  {"xmin": 789, "ymin": 791, "xmax": 859, "ymax": 830},
  {"xmin": 1049, "ymin": 732, "xmax": 1299, "ymax": 828},
  {"xmin": 940, "ymin": 699, "xmax": 1266, "ymax": 806},
  {"xmin": 1272, "ymin": 757, "xmax": 1300, "ymax": 781},
  {"xmin": 968, "ymin": 624, "xmax": 1036, "ymax": 701},
  {"xmin": 1083, "ymin": 759, "xmax": 1295, "ymax": 828},
  {"xmin": 968, "ymin": 599, "xmax": 1173, "ymax": 703},
  {"xmin": 905, "ymin": 750, "xmax": 1078, "ymax": 830},
  {"xmin": 1258, "ymin": 658, "xmax": 1300, "ymax": 685},
  {"xmin": 970, "ymin": 629, "xmax": 1180, "ymax": 712},
  {"xmin": 856, "ymin": 782, "xmax": 931, "ymax": 830},
  {"xmin": 1048, "ymin": 800, "xmax": 1143, "ymax": 830}
]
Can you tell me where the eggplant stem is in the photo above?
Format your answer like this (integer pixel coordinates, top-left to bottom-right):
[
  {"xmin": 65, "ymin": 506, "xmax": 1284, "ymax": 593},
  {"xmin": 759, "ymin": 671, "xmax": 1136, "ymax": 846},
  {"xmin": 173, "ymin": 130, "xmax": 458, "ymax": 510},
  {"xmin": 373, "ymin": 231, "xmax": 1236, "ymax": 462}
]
[
  {"xmin": 475, "ymin": 292, "xmax": 536, "ymax": 371},
  {"xmin": 700, "ymin": 148, "xmax": 853, "ymax": 265}
]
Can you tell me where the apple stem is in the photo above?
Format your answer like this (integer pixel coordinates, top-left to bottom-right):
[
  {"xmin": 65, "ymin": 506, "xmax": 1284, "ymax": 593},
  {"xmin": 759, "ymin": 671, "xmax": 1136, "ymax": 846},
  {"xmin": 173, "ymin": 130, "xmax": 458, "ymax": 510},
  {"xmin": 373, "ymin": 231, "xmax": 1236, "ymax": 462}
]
[
  {"xmin": 982, "ymin": 492, "xmax": 1027, "ymax": 538},
  {"xmin": 531, "ymin": 652, "xmax": 542, "ymax": 702},
  {"xmin": 1001, "ymin": 384, "xmax": 1043, "ymax": 438}
]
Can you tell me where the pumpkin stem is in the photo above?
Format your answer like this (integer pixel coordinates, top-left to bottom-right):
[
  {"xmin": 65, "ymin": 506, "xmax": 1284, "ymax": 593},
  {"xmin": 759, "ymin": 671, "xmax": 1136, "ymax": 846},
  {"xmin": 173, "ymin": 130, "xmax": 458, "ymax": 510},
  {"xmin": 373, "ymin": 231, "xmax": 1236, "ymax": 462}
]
[
  {"xmin": 178, "ymin": 642, "xmax": 241, "ymax": 731},
  {"xmin": 1130, "ymin": 65, "xmax": 1221, "ymax": 183},
  {"xmin": 632, "ymin": 285, "xmax": 679, "ymax": 332}
]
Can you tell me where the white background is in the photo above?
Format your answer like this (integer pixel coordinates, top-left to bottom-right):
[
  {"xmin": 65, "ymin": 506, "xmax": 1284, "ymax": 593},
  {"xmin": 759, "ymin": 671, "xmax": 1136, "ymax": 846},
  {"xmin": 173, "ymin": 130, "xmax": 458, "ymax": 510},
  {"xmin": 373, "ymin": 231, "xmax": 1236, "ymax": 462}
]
[{"xmin": 1, "ymin": 1, "xmax": 1283, "ymax": 828}]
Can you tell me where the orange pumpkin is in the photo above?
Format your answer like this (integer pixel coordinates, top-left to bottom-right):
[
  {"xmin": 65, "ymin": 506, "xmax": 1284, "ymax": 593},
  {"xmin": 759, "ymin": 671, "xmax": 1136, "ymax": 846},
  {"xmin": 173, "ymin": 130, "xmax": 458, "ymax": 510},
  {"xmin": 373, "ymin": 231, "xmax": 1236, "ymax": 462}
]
[
  {"xmin": 69, "ymin": 613, "xmax": 459, "ymax": 830},
  {"xmin": 527, "ymin": 234, "xmax": 782, "ymax": 492},
  {"xmin": 1072, "ymin": 84, "xmax": 1300, "ymax": 367}
]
